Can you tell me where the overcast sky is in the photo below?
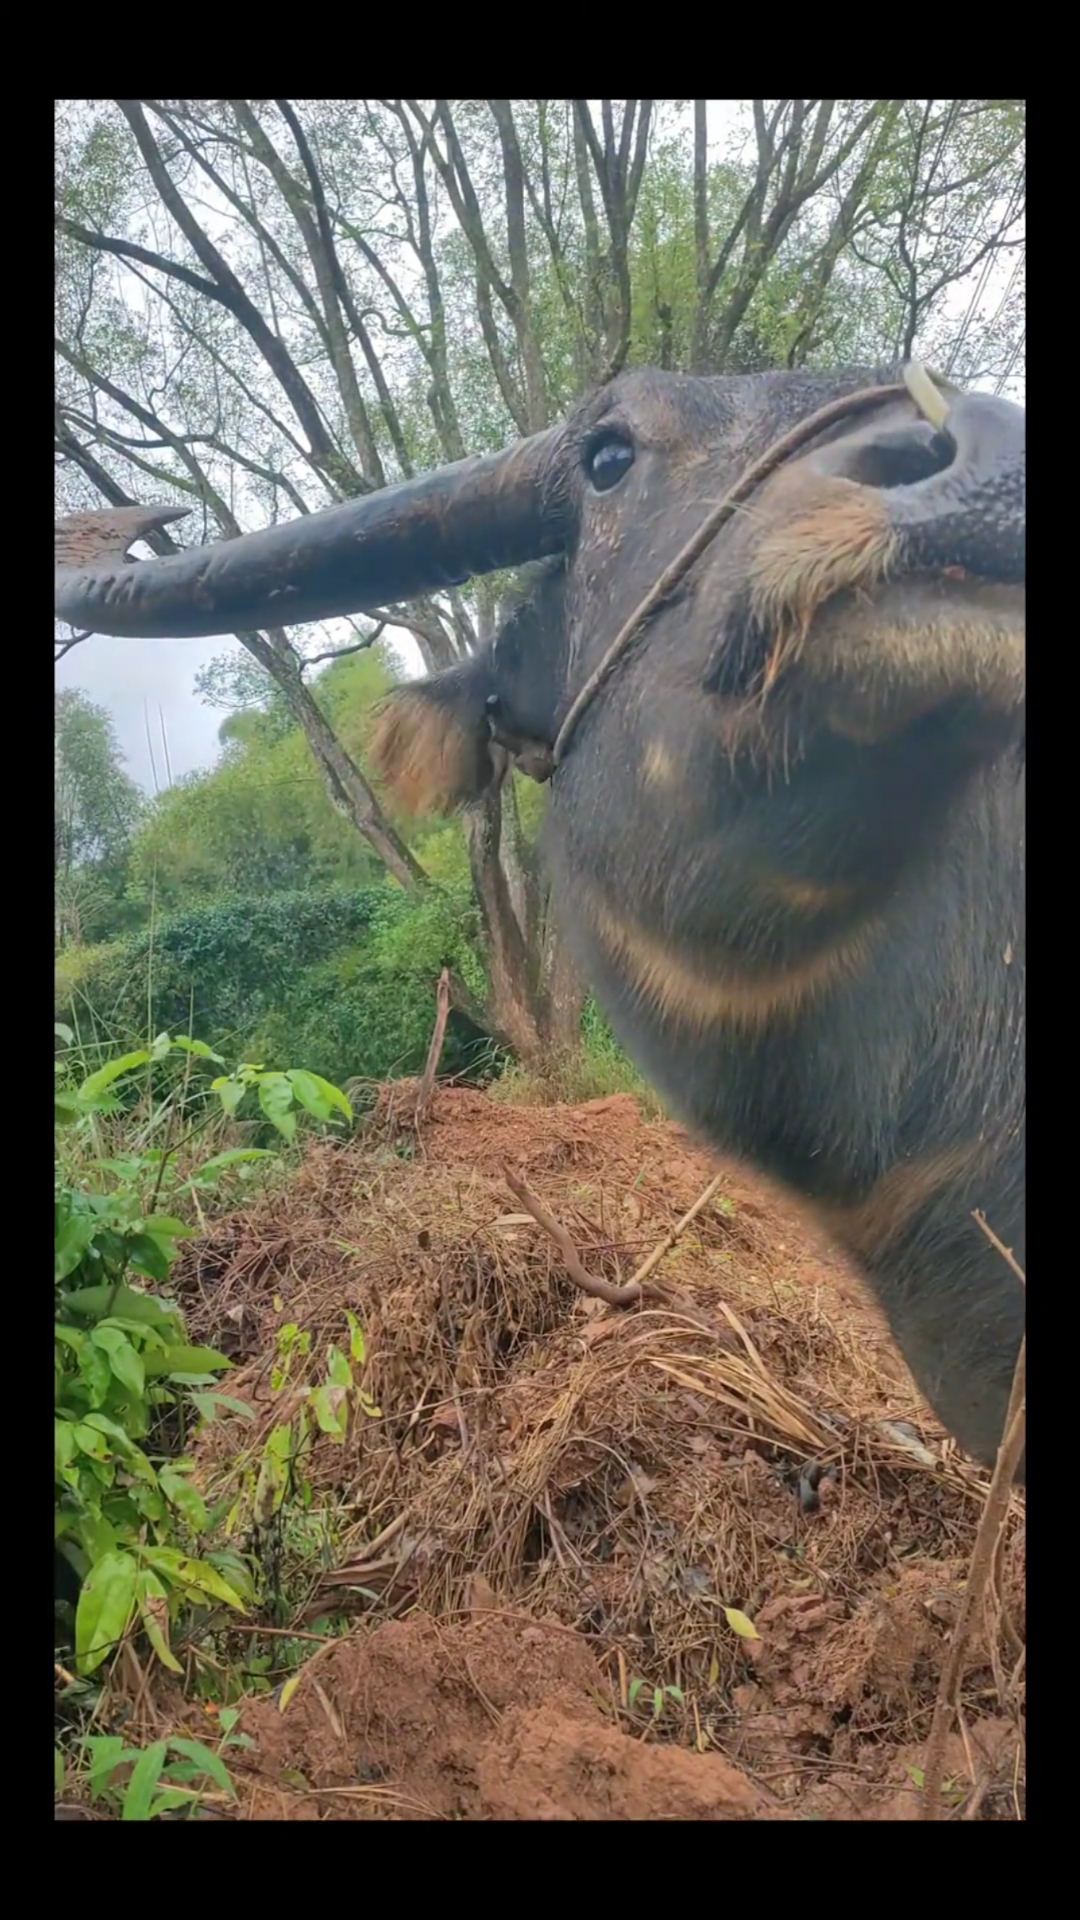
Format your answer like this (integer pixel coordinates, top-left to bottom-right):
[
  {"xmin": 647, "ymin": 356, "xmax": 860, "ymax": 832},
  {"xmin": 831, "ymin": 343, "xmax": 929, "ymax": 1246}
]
[{"xmin": 56, "ymin": 103, "xmax": 1024, "ymax": 796}]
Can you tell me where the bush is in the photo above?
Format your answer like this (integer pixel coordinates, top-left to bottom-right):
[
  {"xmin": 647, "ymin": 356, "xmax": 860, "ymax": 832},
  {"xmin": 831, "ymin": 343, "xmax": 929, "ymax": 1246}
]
[
  {"xmin": 54, "ymin": 1027, "xmax": 356, "ymax": 1680},
  {"xmin": 58, "ymin": 886, "xmax": 388, "ymax": 1051},
  {"xmin": 55, "ymin": 883, "xmax": 492, "ymax": 1095},
  {"xmin": 55, "ymin": 942, "xmax": 116, "ymax": 1017},
  {"xmin": 249, "ymin": 884, "xmax": 491, "ymax": 1085}
]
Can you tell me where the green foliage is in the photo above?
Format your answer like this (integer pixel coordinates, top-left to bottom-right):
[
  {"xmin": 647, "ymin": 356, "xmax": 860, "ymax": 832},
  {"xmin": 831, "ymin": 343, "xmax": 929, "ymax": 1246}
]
[
  {"xmin": 57, "ymin": 887, "xmax": 389, "ymax": 1055},
  {"xmin": 55, "ymin": 688, "xmax": 144, "ymax": 947},
  {"xmin": 211, "ymin": 1060, "xmax": 353, "ymax": 1144},
  {"xmin": 76, "ymin": 1714, "xmax": 251, "ymax": 1820},
  {"xmin": 55, "ymin": 1029, "xmax": 354, "ymax": 1679},
  {"xmin": 226, "ymin": 1312, "xmax": 380, "ymax": 1529},
  {"xmin": 493, "ymin": 996, "xmax": 662, "ymax": 1112},
  {"xmin": 55, "ymin": 941, "xmax": 116, "ymax": 1014},
  {"xmin": 250, "ymin": 883, "xmax": 488, "ymax": 1086},
  {"xmin": 124, "ymin": 643, "xmax": 421, "ymax": 919}
]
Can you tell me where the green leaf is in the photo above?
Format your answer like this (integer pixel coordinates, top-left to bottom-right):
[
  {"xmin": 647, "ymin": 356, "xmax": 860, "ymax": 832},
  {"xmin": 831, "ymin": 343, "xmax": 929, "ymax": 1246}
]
[
  {"xmin": 76, "ymin": 1550, "xmax": 139, "ymax": 1673},
  {"xmin": 326, "ymin": 1344, "xmax": 352, "ymax": 1389},
  {"xmin": 138, "ymin": 1546, "xmax": 247, "ymax": 1611},
  {"xmin": 290, "ymin": 1070, "xmax": 352, "ymax": 1124},
  {"xmin": 278, "ymin": 1673, "xmax": 303, "ymax": 1713},
  {"xmin": 142, "ymin": 1215, "xmax": 195, "ymax": 1240},
  {"xmin": 150, "ymin": 1030, "xmax": 174, "ymax": 1061},
  {"xmin": 55, "ymin": 1022, "xmax": 75, "ymax": 1046},
  {"xmin": 159, "ymin": 1465, "xmax": 209, "ymax": 1531},
  {"xmin": 723, "ymin": 1607, "xmax": 760, "ymax": 1641},
  {"xmin": 124, "ymin": 1232, "xmax": 173, "ymax": 1285},
  {"xmin": 122, "ymin": 1741, "xmax": 169, "ymax": 1820},
  {"xmin": 82, "ymin": 1409, "xmax": 151, "ymax": 1454},
  {"xmin": 189, "ymin": 1391, "xmax": 255, "ymax": 1422},
  {"xmin": 55, "ymin": 1421, "xmax": 77, "ymax": 1474},
  {"xmin": 166, "ymin": 1738, "xmax": 236, "ymax": 1797},
  {"xmin": 311, "ymin": 1385, "xmax": 348, "ymax": 1438},
  {"xmin": 211, "ymin": 1076, "xmax": 246, "ymax": 1117},
  {"xmin": 55, "ymin": 1213, "xmax": 98, "ymax": 1282},
  {"xmin": 73, "ymin": 1421, "xmax": 114, "ymax": 1462},
  {"xmin": 135, "ymin": 1570, "xmax": 183, "ymax": 1674},
  {"xmin": 79, "ymin": 1050, "xmax": 150, "ymax": 1100},
  {"xmin": 258, "ymin": 1074, "xmax": 297, "ymax": 1141},
  {"xmin": 173, "ymin": 1036, "xmax": 225, "ymax": 1062},
  {"xmin": 55, "ymin": 1748, "xmax": 66, "ymax": 1793},
  {"xmin": 91, "ymin": 1327, "xmax": 145, "ymax": 1396},
  {"xmin": 285, "ymin": 1069, "xmax": 333, "ymax": 1121},
  {"xmin": 63, "ymin": 1283, "xmax": 182, "ymax": 1334},
  {"xmin": 206, "ymin": 1549, "xmax": 256, "ymax": 1606},
  {"xmin": 83, "ymin": 1734, "xmax": 126, "ymax": 1801},
  {"xmin": 77, "ymin": 1343, "xmax": 114, "ymax": 1404},
  {"xmin": 143, "ymin": 1344, "xmax": 231, "ymax": 1380},
  {"xmin": 345, "ymin": 1312, "xmax": 366, "ymax": 1366}
]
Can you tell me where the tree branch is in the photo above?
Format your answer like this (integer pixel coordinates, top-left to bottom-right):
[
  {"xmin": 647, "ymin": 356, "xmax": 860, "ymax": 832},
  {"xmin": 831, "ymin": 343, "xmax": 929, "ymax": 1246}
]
[{"xmin": 114, "ymin": 101, "xmax": 363, "ymax": 496}]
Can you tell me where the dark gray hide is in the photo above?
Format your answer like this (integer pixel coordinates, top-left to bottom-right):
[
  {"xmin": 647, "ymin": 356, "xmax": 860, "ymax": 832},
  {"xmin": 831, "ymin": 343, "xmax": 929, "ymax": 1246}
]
[{"xmin": 370, "ymin": 367, "xmax": 1025, "ymax": 1479}]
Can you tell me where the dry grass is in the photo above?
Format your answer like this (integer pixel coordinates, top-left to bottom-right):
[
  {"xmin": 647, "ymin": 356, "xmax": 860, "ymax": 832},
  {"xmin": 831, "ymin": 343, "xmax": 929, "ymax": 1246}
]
[{"xmin": 161, "ymin": 1085, "xmax": 1024, "ymax": 1820}]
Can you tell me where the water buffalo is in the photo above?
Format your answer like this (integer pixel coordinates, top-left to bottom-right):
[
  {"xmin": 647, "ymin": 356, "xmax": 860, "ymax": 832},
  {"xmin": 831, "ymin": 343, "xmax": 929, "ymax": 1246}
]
[{"xmin": 55, "ymin": 361, "xmax": 1025, "ymax": 1480}]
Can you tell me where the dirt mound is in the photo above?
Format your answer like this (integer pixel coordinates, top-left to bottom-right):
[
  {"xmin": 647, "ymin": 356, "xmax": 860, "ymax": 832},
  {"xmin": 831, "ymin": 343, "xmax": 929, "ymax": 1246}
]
[
  {"xmin": 235, "ymin": 1614, "xmax": 766, "ymax": 1820},
  {"xmin": 173, "ymin": 1087, "xmax": 1024, "ymax": 1820}
]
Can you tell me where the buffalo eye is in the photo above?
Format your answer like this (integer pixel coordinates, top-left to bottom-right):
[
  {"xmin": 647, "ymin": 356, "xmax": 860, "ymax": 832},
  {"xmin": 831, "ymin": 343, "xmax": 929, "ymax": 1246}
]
[{"xmin": 585, "ymin": 433, "xmax": 635, "ymax": 493}]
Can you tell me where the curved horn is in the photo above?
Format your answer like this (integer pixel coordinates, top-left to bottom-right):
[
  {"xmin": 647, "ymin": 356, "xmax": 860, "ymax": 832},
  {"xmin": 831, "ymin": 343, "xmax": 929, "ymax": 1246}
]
[{"xmin": 55, "ymin": 432, "xmax": 561, "ymax": 639}]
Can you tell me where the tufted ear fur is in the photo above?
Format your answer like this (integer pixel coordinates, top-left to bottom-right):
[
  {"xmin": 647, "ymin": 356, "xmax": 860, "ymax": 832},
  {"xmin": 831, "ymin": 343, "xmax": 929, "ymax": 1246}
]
[{"xmin": 369, "ymin": 661, "xmax": 499, "ymax": 817}]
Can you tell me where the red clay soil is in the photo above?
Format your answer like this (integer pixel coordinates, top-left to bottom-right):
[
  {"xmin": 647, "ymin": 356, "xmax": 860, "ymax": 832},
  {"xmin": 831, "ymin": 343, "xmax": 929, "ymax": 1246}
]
[{"xmin": 163, "ymin": 1087, "xmax": 1024, "ymax": 1822}]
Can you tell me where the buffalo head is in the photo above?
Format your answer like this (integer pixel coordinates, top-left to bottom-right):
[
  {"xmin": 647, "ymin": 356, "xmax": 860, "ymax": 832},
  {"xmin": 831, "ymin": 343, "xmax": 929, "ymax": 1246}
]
[{"xmin": 55, "ymin": 362, "xmax": 1025, "ymax": 1479}]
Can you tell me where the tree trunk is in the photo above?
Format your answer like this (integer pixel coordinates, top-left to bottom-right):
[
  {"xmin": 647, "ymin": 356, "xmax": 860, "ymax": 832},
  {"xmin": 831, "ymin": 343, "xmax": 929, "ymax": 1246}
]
[
  {"xmin": 465, "ymin": 790, "xmax": 547, "ymax": 1062},
  {"xmin": 541, "ymin": 901, "xmax": 588, "ymax": 1055}
]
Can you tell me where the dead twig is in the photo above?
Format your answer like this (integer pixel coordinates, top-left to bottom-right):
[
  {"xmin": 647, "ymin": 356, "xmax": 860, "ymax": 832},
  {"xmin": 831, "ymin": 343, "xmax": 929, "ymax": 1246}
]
[
  {"xmin": 628, "ymin": 1171, "xmax": 728, "ymax": 1287},
  {"xmin": 415, "ymin": 969, "xmax": 451, "ymax": 1127},
  {"xmin": 502, "ymin": 1166, "xmax": 732, "ymax": 1325},
  {"xmin": 502, "ymin": 1166, "xmax": 641, "ymax": 1306},
  {"xmin": 973, "ymin": 1209, "xmax": 1026, "ymax": 1286},
  {"xmin": 921, "ymin": 1334, "xmax": 1025, "ymax": 1820}
]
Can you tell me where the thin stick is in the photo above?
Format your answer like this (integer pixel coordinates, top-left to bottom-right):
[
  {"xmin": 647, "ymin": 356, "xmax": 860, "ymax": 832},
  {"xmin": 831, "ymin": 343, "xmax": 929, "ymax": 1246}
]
[
  {"xmin": 973, "ymin": 1209, "xmax": 1026, "ymax": 1287},
  {"xmin": 920, "ymin": 1336, "xmax": 1025, "ymax": 1820},
  {"xmin": 502, "ymin": 1166, "xmax": 640, "ymax": 1306},
  {"xmin": 415, "ymin": 967, "xmax": 451, "ymax": 1126},
  {"xmin": 628, "ymin": 1171, "xmax": 727, "ymax": 1288}
]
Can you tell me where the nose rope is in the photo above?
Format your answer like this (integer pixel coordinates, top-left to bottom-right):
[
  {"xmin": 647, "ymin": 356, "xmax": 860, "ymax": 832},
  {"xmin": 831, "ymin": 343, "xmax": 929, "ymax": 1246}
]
[{"xmin": 543, "ymin": 363, "xmax": 951, "ymax": 775}]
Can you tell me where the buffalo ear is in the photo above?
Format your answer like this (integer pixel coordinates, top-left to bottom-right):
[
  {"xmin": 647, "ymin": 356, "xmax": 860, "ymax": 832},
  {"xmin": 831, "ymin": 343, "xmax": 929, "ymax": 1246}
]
[{"xmin": 369, "ymin": 664, "xmax": 498, "ymax": 817}]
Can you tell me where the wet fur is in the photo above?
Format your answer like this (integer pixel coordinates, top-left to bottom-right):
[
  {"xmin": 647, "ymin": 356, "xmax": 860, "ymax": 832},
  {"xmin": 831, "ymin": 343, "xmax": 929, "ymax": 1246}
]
[{"xmin": 370, "ymin": 669, "xmax": 496, "ymax": 816}]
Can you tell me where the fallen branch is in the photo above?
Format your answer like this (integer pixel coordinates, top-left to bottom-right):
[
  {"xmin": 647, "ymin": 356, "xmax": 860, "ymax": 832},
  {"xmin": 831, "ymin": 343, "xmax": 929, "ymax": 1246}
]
[
  {"xmin": 502, "ymin": 1165, "xmax": 732, "ymax": 1324},
  {"xmin": 920, "ymin": 1333, "xmax": 1026, "ymax": 1820},
  {"xmin": 502, "ymin": 1166, "xmax": 641, "ymax": 1307},
  {"xmin": 414, "ymin": 968, "xmax": 451, "ymax": 1126}
]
